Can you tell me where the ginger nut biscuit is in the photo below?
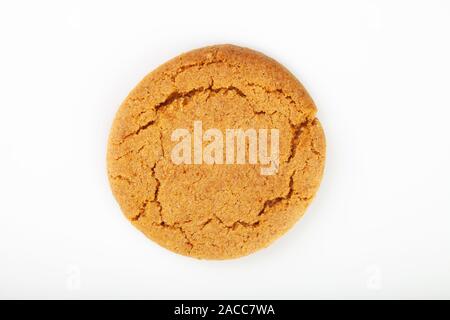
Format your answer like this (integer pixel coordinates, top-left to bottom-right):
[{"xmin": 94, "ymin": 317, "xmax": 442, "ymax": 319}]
[{"xmin": 107, "ymin": 45, "xmax": 325, "ymax": 259}]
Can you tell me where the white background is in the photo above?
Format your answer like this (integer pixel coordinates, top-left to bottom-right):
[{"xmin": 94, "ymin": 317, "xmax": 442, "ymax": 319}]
[{"xmin": 0, "ymin": 0, "xmax": 449, "ymax": 299}]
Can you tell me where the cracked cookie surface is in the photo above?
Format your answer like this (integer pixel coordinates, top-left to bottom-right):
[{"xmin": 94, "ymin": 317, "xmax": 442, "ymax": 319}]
[{"xmin": 107, "ymin": 44, "xmax": 325, "ymax": 259}]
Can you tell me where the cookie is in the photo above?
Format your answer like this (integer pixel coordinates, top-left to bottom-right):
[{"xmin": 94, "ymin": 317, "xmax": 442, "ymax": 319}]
[{"xmin": 107, "ymin": 44, "xmax": 325, "ymax": 259}]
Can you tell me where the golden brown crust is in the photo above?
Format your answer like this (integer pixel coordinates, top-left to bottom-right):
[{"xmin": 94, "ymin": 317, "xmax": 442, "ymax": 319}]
[{"xmin": 107, "ymin": 44, "xmax": 326, "ymax": 259}]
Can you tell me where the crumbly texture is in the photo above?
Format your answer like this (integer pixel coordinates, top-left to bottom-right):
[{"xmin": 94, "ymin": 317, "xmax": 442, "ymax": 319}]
[{"xmin": 107, "ymin": 44, "xmax": 325, "ymax": 259}]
